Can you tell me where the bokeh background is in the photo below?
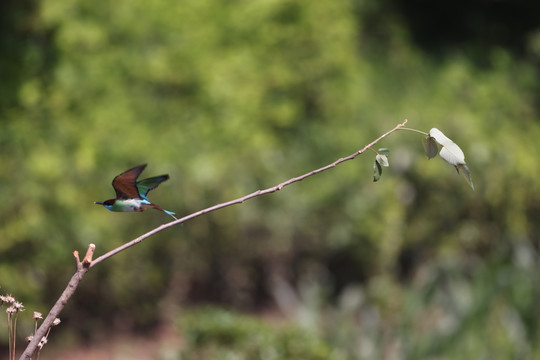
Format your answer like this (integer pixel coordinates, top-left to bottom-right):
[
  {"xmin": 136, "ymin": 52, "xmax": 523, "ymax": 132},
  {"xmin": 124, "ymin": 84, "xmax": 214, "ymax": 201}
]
[{"xmin": 2, "ymin": 0, "xmax": 540, "ymax": 358}]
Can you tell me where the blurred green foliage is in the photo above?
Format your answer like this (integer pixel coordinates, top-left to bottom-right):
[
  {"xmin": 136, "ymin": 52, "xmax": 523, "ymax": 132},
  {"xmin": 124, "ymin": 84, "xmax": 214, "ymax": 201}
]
[
  {"xmin": 179, "ymin": 307, "xmax": 338, "ymax": 360},
  {"xmin": 1, "ymin": 0, "xmax": 540, "ymax": 357},
  {"xmin": 275, "ymin": 241, "xmax": 540, "ymax": 359}
]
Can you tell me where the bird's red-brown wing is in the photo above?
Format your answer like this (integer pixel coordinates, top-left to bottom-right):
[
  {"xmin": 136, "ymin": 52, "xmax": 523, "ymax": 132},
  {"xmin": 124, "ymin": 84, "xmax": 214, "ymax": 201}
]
[{"xmin": 112, "ymin": 164, "xmax": 147, "ymax": 199}]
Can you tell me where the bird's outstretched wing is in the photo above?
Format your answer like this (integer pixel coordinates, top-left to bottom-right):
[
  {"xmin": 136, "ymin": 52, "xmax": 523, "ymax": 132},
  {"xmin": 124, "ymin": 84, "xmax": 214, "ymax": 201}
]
[
  {"xmin": 112, "ymin": 164, "xmax": 147, "ymax": 199},
  {"xmin": 136, "ymin": 175, "xmax": 170, "ymax": 200}
]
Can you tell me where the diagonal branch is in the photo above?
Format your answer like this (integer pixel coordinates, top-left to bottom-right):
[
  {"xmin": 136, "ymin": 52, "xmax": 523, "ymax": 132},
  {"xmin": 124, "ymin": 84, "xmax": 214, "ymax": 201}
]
[
  {"xmin": 91, "ymin": 118, "xmax": 407, "ymax": 267},
  {"xmin": 19, "ymin": 247, "xmax": 94, "ymax": 360},
  {"xmin": 19, "ymin": 118, "xmax": 407, "ymax": 359}
]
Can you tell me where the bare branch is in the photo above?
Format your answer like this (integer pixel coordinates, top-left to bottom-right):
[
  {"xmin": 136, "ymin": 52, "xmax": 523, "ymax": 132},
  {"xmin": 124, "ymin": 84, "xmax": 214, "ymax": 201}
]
[
  {"xmin": 18, "ymin": 245, "xmax": 93, "ymax": 360},
  {"xmin": 18, "ymin": 119, "xmax": 406, "ymax": 359},
  {"xmin": 90, "ymin": 119, "xmax": 407, "ymax": 267}
]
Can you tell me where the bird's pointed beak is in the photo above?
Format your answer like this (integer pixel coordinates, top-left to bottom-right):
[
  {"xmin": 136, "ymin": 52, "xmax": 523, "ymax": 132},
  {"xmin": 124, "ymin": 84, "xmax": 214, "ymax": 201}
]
[{"xmin": 94, "ymin": 201, "xmax": 104, "ymax": 205}]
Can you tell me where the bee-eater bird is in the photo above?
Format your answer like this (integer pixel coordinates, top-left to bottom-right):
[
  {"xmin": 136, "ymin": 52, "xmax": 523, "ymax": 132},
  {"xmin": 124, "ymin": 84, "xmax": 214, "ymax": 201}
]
[{"xmin": 94, "ymin": 164, "xmax": 177, "ymax": 220}]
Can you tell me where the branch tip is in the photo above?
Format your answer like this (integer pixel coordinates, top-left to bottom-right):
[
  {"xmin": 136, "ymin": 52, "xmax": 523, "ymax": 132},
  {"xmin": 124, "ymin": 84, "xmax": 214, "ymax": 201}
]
[{"xmin": 82, "ymin": 244, "xmax": 96, "ymax": 267}]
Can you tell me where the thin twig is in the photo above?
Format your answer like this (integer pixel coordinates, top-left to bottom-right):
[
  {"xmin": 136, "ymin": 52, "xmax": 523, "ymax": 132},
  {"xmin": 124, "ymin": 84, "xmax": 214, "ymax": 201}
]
[
  {"xmin": 18, "ymin": 119, "xmax": 407, "ymax": 359},
  {"xmin": 8, "ymin": 313, "xmax": 13, "ymax": 360},
  {"xmin": 91, "ymin": 119, "xmax": 407, "ymax": 267},
  {"xmin": 13, "ymin": 313, "xmax": 17, "ymax": 360},
  {"xmin": 399, "ymin": 127, "xmax": 428, "ymax": 136}
]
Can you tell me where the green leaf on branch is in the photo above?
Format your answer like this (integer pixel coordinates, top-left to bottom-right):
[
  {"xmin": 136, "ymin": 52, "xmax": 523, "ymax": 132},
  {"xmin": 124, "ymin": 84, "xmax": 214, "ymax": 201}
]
[
  {"xmin": 373, "ymin": 160, "xmax": 382, "ymax": 182},
  {"xmin": 456, "ymin": 164, "xmax": 475, "ymax": 190},
  {"xmin": 428, "ymin": 128, "xmax": 474, "ymax": 190},
  {"xmin": 422, "ymin": 136, "xmax": 438, "ymax": 159},
  {"xmin": 429, "ymin": 128, "xmax": 465, "ymax": 166},
  {"xmin": 373, "ymin": 149, "xmax": 389, "ymax": 182},
  {"xmin": 376, "ymin": 154, "xmax": 389, "ymax": 167}
]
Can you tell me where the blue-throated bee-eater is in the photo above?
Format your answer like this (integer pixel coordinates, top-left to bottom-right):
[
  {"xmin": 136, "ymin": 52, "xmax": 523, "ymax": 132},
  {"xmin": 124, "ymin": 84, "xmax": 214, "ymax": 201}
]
[{"xmin": 94, "ymin": 164, "xmax": 177, "ymax": 220}]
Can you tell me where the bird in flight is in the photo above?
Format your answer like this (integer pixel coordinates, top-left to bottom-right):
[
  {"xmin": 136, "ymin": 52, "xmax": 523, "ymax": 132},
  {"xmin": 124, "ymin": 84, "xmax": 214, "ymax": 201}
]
[{"xmin": 94, "ymin": 164, "xmax": 177, "ymax": 220}]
